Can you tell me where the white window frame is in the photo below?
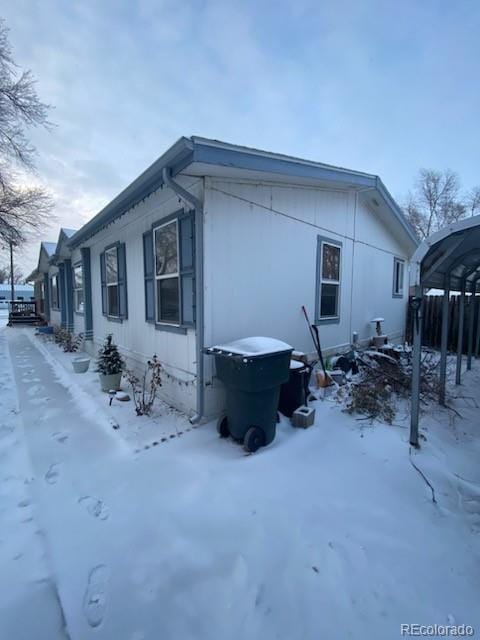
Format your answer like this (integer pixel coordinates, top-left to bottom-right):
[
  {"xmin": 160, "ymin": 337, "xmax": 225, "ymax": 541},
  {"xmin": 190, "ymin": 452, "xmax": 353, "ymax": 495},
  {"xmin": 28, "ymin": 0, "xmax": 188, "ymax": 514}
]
[
  {"xmin": 393, "ymin": 257, "xmax": 405, "ymax": 298},
  {"xmin": 317, "ymin": 239, "xmax": 342, "ymax": 322},
  {"xmin": 154, "ymin": 219, "xmax": 180, "ymax": 325},
  {"xmin": 73, "ymin": 263, "xmax": 84, "ymax": 313},
  {"xmin": 51, "ymin": 274, "xmax": 59, "ymax": 310},
  {"xmin": 105, "ymin": 246, "xmax": 119, "ymax": 317}
]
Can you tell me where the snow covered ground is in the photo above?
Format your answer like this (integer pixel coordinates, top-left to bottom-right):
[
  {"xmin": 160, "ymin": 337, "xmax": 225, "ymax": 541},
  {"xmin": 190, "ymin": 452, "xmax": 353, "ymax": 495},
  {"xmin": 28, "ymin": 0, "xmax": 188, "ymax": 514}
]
[{"xmin": 1, "ymin": 322, "xmax": 480, "ymax": 639}]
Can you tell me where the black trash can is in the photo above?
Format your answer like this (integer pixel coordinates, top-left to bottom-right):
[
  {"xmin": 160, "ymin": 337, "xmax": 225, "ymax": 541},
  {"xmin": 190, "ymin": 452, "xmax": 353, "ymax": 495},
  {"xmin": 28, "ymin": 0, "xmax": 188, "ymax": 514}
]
[
  {"xmin": 206, "ymin": 337, "xmax": 293, "ymax": 453},
  {"xmin": 278, "ymin": 360, "xmax": 310, "ymax": 418}
]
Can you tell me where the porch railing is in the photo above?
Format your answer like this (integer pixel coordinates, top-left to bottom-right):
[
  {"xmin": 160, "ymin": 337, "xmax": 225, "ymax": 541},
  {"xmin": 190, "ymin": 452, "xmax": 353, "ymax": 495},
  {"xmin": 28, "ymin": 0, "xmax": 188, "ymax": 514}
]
[{"xmin": 8, "ymin": 301, "xmax": 38, "ymax": 317}]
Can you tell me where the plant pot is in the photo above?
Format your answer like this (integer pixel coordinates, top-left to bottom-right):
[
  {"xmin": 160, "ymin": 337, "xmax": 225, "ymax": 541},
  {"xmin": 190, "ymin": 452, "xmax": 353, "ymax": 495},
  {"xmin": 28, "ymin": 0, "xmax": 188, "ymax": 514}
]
[
  {"xmin": 373, "ymin": 335, "xmax": 387, "ymax": 348},
  {"xmin": 72, "ymin": 357, "xmax": 90, "ymax": 374},
  {"xmin": 99, "ymin": 372, "xmax": 122, "ymax": 392}
]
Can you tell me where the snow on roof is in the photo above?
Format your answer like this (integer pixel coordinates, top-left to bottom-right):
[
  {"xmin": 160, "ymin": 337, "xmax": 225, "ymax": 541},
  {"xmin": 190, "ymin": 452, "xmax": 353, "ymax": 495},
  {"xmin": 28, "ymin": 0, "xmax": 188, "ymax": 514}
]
[
  {"xmin": 208, "ymin": 336, "xmax": 293, "ymax": 356},
  {"xmin": 41, "ymin": 242, "xmax": 57, "ymax": 257}
]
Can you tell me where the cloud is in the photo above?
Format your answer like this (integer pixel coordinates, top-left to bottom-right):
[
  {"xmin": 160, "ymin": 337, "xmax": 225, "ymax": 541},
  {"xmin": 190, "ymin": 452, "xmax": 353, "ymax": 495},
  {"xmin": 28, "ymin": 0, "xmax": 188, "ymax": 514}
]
[{"xmin": 2, "ymin": 0, "xmax": 480, "ymax": 274}]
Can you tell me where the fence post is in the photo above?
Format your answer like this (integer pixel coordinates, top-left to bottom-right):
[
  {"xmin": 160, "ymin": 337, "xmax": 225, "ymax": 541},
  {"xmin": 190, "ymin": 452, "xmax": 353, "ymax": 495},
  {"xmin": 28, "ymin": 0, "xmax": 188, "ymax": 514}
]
[
  {"xmin": 410, "ymin": 290, "xmax": 424, "ymax": 447},
  {"xmin": 439, "ymin": 285, "xmax": 449, "ymax": 405},
  {"xmin": 456, "ymin": 284, "xmax": 466, "ymax": 385},
  {"xmin": 467, "ymin": 291, "xmax": 476, "ymax": 370},
  {"xmin": 476, "ymin": 295, "xmax": 480, "ymax": 358}
]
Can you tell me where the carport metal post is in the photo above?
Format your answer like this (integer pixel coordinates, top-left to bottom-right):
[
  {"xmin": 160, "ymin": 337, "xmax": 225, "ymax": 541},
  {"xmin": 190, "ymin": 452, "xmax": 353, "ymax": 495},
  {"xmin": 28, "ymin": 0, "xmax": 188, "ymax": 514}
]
[
  {"xmin": 455, "ymin": 282, "xmax": 466, "ymax": 385},
  {"xmin": 467, "ymin": 285, "xmax": 477, "ymax": 371},
  {"xmin": 439, "ymin": 279, "xmax": 450, "ymax": 406},
  {"xmin": 476, "ymin": 294, "xmax": 480, "ymax": 358},
  {"xmin": 410, "ymin": 288, "xmax": 424, "ymax": 447}
]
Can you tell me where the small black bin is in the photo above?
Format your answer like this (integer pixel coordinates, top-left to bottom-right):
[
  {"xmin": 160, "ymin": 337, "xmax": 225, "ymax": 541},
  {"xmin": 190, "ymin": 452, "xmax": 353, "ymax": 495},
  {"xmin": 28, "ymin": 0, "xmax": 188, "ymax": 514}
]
[
  {"xmin": 206, "ymin": 337, "xmax": 293, "ymax": 453},
  {"xmin": 278, "ymin": 360, "xmax": 310, "ymax": 418}
]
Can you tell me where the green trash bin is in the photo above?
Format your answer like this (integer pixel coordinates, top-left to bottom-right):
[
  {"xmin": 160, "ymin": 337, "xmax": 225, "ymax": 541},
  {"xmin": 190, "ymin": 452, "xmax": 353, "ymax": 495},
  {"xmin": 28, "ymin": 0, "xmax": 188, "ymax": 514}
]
[{"xmin": 206, "ymin": 337, "xmax": 293, "ymax": 453}]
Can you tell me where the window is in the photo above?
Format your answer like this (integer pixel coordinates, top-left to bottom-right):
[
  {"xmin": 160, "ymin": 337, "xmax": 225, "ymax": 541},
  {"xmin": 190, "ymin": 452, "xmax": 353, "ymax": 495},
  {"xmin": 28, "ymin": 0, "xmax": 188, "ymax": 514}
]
[
  {"xmin": 317, "ymin": 238, "xmax": 341, "ymax": 322},
  {"xmin": 105, "ymin": 246, "xmax": 119, "ymax": 317},
  {"xmin": 393, "ymin": 257, "xmax": 405, "ymax": 297},
  {"xmin": 100, "ymin": 243, "xmax": 127, "ymax": 320},
  {"xmin": 73, "ymin": 264, "xmax": 84, "ymax": 313},
  {"xmin": 51, "ymin": 274, "xmax": 59, "ymax": 309},
  {"xmin": 154, "ymin": 220, "xmax": 180, "ymax": 324}
]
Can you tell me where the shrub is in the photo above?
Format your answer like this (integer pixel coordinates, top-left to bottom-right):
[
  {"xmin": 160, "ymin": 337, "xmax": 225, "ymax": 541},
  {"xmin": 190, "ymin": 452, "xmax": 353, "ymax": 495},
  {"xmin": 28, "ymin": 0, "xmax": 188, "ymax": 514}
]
[
  {"xmin": 53, "ymin": 325, "xmax": 84, "ymax": 352},
  {"xmin": 96, "ymin": 334, "xmax": 124, "ymax": 375},
  {"xmin": 125, "ymin": 355, "xmax": 162, "ymax": 416}
]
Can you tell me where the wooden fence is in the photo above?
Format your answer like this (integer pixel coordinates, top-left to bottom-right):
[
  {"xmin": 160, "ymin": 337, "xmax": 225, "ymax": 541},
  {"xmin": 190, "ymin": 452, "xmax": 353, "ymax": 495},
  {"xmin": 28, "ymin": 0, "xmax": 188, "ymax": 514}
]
[{"xmin": 406, "ymin": 295, "xmax": 480, "ymax": 354}]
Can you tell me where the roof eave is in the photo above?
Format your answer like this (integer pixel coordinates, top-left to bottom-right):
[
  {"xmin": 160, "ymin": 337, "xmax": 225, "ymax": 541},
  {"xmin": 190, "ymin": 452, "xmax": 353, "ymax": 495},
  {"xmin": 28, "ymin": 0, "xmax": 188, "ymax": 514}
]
[
  {"xmin": 374, "ymin": 177, "xmax": 420, "ymax": 250},
  {"xmin": 191, "ymin": 139, "xmax": 376, "ymax": 188}
]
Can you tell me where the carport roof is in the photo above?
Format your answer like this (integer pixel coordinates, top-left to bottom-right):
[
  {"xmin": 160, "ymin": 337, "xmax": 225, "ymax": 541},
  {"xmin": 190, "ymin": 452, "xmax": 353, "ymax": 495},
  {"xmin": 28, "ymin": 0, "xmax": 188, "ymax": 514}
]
[{"xmin": 410, "ymin": 215, "xmax": 480, "ymax": 292}]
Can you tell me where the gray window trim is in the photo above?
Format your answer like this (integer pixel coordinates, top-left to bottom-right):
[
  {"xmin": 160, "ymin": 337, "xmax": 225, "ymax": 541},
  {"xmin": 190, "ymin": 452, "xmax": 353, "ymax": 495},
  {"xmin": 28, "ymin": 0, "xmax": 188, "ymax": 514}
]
[
  {"xmin": 155, "ymin": 323, "xmax": 187, "ymax": 335},
  {"xmin": 151, "ymin": 209, "xmax": 184, "ymax": 231},
  {"xmin": 154, "ymin": 218, "xmax": 180, "ymax": 327},
  {"xmin": 315, "ymin": 235, "xmax": 342, "ymax": 325},
  {"xmin": 102, "ymin": 241, "xmax": 122, "ymax": 322},
  {"xmin": 73, "ymin": 261, "xmax": 84, "ymax": 315},
  {"xmin": 50, "ymin": 274, "xmax": 60, "ymax": 310},
  {"xmin": 392, "ymin": 256, "xmax": 405, "ymax": 298},
  {"xmin": 151, "ymin": 209, "xmax": 192, "ymax": 331}
]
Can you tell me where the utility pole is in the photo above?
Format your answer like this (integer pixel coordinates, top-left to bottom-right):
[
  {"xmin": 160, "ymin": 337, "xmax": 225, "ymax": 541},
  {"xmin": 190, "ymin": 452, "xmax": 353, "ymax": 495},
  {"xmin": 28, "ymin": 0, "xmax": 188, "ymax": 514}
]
[{"xmin": 9, "ymin": 240, "xmax": 15, "ymax": 303}]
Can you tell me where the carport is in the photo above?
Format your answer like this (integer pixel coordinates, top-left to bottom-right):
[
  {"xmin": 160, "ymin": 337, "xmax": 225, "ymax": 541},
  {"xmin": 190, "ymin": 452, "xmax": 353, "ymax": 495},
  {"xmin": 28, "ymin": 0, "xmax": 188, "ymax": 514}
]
[{"xmin": 409, "ymin": 215, "xmax": 480, "ymax": 447}]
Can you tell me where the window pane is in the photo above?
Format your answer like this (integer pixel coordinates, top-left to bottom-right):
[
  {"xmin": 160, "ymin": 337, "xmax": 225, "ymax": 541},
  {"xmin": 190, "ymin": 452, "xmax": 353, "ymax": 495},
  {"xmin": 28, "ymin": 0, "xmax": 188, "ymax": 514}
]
[
  {"xmin": 322, "ymin": 244, "xmax": 340, "ymax": 281},
  {"xmin": 155, "ymin": 221, "xmax": 178, "ymax": 276},
  {"xmin": 320, "ymin": 283, "xmax": 338, "ymax": 317},
  {"xmin": 108, "ymin": 284, "xmax": 119, "ymax": 316},
  {"xmin": 106, "ymin": 248, "xmax": 118, "ymax": 284},
  {"xmin": 394, "ymin": 259, "xmax": 404, "ymax": 294},
  {"xmin": 51, "ymin": 278, "xmax": 57, "ymax": 307},
  {"xmin": 157, "ymin": 277, "xmax": 180, "ymax": 323},
  {"xmin": 76, "ymin": 289, "xmax": 84, "ymax": 313},
  {"xmin": 74, "ymin": 266, "xmax": 83, "ymax": 289}
]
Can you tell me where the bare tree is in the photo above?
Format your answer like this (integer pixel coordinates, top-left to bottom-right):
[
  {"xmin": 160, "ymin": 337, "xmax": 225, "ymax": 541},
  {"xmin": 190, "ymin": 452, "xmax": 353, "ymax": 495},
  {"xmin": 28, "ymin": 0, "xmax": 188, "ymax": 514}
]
[
  {"xmin": 403, "ymin": 169, "xmax": 466, "ymax": 239},
  {"xmin": 466, "ymin": 186, "xmax": 480, "ymax": 217},
  {"xmin": 0, "ymin": 263, "xmax": 23, "ymax": 283},
  {"xmin": 0, "ymin": 19, "xmax": 53, "ymax": 248}
]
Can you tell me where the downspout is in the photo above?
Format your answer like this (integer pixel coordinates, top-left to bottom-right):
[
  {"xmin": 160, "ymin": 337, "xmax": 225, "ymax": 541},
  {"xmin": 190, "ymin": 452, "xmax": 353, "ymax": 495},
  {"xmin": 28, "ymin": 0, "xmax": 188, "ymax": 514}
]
[{"xmin": 162, "ymin": 167, "xmax": 205, "ymax": 424}]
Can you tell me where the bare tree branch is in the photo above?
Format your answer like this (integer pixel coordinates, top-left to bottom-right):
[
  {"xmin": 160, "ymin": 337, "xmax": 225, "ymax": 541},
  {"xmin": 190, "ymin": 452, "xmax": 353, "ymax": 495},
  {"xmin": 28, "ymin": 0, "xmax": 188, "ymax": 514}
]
[
  {"xmin": 0, "ymin": 19, "xmax": 54, "ymax": 246},
  {"xmin": 403, "ymin": 169, "xmax": 466, "ymax": 239},
  {"xmin": 467, "ymin": 186, "xmax": 480, "ymax": 217}
]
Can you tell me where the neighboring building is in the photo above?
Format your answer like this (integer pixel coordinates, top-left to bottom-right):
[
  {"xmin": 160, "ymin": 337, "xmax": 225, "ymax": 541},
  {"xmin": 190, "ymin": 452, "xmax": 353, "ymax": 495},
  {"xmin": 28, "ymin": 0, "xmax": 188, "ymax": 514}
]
[
  {"xmin": 28, "ymin": 137, "xmax": 419, "ymax": 418},
  {"xmin": 27, "ymin": 240, "xmax": 58, "ymax": 321},
  {"xmin": 0, "ymin": 284, "xmax": 35, "ymax": 311}
]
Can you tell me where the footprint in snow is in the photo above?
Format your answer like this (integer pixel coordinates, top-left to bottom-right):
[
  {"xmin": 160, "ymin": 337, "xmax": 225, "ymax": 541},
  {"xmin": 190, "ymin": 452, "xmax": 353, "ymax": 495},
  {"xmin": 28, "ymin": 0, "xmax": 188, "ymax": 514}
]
[
  {"xmin": 83, "ymin": 564, "xmax": 109, "ymax": 628},
  {"xmin": 78, "ymin": 496, "xmax": 110, "ymax": 521},
  {"xmin": 45, "ymin": 463, "xmax": 60, "ymax": 485},
  {"xmin": 17, "ymin": 499, "xmax": 30, "ymax": 508},
  {"xmin": 0, "ymin": 424, "xmax": 14, "ymax": 439}
]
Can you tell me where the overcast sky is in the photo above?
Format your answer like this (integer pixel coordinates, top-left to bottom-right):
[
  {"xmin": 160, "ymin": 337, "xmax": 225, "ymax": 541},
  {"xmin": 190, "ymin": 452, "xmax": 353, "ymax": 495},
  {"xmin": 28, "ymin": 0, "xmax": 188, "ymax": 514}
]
[{"xmin": 2, "ymin": 0, "xmax": 480, "ymax": 274}]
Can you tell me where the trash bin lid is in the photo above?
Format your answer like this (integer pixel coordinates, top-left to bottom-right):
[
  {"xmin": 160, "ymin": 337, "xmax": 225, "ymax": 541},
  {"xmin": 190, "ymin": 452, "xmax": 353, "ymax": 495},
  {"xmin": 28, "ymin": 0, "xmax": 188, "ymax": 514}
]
[
  {"xmin": 290, "ymin": 359, "xmax": 306, "ymax": 370},
  {"xmin": 208, "ymin": 336, "xmax": 292, "ymax": 357}
]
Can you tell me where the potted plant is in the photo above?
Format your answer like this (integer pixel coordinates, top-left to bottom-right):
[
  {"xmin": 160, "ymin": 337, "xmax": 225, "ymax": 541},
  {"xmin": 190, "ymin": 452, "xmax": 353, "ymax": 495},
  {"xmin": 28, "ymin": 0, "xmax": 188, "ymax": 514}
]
[{"xmin": 96, "ymin": 334, "xmax": 124, "ymax": 392}]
